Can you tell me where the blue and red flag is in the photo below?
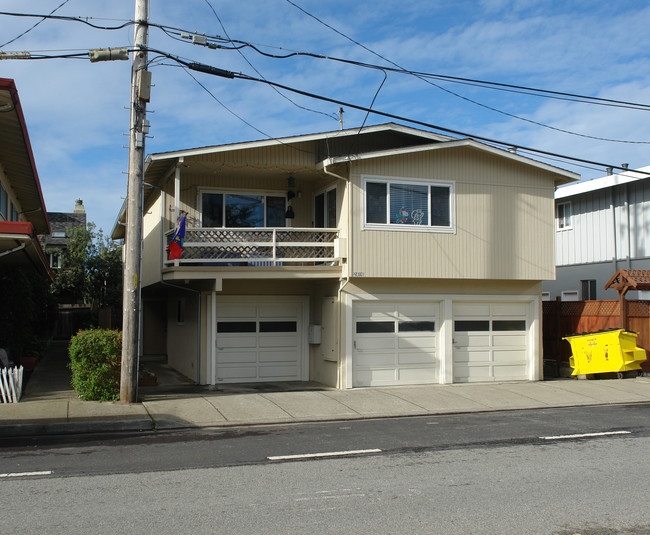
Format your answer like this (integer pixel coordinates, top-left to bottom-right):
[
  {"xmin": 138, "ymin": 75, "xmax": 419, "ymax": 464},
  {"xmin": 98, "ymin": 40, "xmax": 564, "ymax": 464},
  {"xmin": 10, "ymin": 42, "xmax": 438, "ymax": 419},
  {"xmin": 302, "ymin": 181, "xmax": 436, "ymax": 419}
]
[{"xmin": 167, "ymin": 215, "xmax": 186, "ymax": 260}]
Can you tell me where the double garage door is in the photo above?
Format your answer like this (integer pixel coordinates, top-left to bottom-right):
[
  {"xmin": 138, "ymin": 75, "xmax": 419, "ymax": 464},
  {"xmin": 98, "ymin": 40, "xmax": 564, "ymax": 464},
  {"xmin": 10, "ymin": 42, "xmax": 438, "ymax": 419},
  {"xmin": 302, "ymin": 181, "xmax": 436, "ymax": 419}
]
[
  {"xmin": 352, "ymin": 300, "xmax": 531, "ymax": 387},
  {"xmin": 213, "ymin": 297, "xmax": 306, "ymax": 383}
]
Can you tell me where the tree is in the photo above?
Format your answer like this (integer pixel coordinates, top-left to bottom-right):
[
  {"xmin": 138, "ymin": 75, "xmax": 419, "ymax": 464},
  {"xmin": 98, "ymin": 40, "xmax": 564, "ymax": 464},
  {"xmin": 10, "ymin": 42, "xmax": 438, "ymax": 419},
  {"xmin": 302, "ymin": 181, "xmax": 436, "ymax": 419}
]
[{"xmin": 49, "ymin": 223, "xmax": 122, "ymax": 310}]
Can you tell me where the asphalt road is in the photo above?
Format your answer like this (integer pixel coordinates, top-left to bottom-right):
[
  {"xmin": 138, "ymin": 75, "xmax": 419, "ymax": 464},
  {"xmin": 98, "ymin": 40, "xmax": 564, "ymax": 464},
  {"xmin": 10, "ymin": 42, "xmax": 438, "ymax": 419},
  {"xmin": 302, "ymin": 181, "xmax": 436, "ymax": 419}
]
[{"xmin": 2, "ymin": 404, "xmax": 649, "ymax": 534}]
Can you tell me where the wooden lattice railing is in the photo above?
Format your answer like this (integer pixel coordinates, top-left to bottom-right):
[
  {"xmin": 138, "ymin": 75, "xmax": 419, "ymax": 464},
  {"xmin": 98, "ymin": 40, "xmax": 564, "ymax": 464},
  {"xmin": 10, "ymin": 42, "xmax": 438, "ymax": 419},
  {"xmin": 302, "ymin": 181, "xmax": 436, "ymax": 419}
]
[{"xmin": 164, "ymin": 227, "xmax": 340, "ymax": 266}]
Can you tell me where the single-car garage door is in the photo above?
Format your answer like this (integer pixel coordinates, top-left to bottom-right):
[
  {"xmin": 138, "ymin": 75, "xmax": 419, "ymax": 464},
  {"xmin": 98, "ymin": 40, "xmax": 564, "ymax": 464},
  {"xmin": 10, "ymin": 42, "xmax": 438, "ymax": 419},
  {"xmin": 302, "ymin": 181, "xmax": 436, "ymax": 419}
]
[
  {"xmin": 353, "ymin": 302, "xmax": 439, "ymax": 387},
  {"xmin": 214, "ymin": 297, "xmax": 306, "ymax": 383},
  {"xmin": 453, "ymin": 301, "xmax": 529, "ymax": 382}
]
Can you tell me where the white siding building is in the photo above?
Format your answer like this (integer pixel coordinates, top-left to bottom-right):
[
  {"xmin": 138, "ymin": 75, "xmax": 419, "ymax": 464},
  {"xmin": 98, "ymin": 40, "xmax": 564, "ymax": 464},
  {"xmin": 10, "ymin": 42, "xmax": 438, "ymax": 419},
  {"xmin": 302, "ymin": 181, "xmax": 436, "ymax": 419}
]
[{"xmin": 544, "ymin": 166, "xmax": 650, "ymax": 301}]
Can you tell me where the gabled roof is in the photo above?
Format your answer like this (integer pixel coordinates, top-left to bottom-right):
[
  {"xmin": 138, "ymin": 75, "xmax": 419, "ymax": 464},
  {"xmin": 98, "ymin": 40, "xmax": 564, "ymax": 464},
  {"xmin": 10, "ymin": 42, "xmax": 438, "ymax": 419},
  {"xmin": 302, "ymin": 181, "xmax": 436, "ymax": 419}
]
[
  {"xmin": 605, "ymin": 269, "xmax": 650, "ymax": 292},
  {"xmin": 320, "ymin": 138, "xmax": 579, "ymax": 185},
  {"xmin": 555, "ymin": 165, "xmax": 650, "ymax": 200},
  {"xmin": 0, "ymin": 78, "xmax": 49, "ymax": 234},
  {"xmin": 147, "ymin": 122, "xmax": 453, "ymax": 162}
]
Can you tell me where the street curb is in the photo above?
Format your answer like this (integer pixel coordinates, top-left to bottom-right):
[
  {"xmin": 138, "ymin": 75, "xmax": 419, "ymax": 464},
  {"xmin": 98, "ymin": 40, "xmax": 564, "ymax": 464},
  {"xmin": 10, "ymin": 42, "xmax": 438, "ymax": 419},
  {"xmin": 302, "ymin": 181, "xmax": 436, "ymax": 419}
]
[{"xmin": 0, "ymin": 418, "xmax": 154, "ymax": 437}]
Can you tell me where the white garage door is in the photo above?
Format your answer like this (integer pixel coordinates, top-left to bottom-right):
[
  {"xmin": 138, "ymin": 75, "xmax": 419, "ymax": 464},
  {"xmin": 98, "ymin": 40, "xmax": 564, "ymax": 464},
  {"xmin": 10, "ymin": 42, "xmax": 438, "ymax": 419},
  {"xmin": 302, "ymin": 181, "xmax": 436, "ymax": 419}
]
[
  {"xmin": 353, "ymin": 302, "xmax": 439, "ymax": 387},
  {"xmin": 453, "ymin": 301, "xmax": 529, "ymax": 383},
  {"xmin": 214, "ymin": 297, "xmax": 305, "ymax": 383}
]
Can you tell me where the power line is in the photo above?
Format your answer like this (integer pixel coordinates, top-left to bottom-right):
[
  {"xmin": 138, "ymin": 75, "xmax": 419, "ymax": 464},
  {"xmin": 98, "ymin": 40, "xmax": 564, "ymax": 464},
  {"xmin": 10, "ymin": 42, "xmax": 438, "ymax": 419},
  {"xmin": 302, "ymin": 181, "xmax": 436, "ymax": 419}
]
[
  {"xmin": 282, "ymin": 0, "xmax": 650, "ymax": 144},
  {"xmin": 155, "ymin": 50, "xmax": 646, "ymax": 176},
  {"xmin": 0, "ymin": 1, "xmax": 71, "ymax": 48}
]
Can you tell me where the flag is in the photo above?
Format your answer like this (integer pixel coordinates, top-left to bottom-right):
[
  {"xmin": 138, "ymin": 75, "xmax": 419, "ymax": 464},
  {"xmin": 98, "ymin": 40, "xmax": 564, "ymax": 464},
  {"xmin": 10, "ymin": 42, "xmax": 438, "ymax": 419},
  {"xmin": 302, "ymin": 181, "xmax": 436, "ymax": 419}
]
[{"xmin": 167, "ymin": 215, "xmax": 186, "ymax": 260}]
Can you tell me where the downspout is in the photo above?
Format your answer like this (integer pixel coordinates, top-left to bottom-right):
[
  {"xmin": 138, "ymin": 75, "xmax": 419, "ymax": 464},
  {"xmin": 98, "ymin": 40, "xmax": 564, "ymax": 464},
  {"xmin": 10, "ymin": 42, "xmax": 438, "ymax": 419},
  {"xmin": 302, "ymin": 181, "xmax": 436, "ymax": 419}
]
[
  {"xmin": 152, "ymin": 158, "xmax": 202, "ymax": 384},
  {"xmin": 322, "ymin": 158, "xmax": 350, "ymax": 389},
  {"xmin": 625, "ymin": 183, "xmax": 632, "ymax": 269},
  {"xmin": 611, "ymin": 186, "xmax": 617, "ymax": 274}
]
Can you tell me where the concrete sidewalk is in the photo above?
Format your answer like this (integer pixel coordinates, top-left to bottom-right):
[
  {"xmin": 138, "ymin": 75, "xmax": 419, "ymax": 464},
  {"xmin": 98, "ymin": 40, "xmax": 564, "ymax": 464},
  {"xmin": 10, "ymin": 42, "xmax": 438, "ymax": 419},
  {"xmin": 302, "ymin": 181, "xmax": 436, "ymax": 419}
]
[{"xmin": 1, "ymin": 340, "xmax": 650, "ymax": 437}]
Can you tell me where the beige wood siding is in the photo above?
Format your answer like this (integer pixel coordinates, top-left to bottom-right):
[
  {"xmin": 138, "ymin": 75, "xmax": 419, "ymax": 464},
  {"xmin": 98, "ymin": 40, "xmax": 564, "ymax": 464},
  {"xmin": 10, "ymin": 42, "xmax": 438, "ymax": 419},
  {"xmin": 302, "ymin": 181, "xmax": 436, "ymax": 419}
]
[{"xmin": 350, "ymin": 147, "xmax": 556, "ymax": 280}]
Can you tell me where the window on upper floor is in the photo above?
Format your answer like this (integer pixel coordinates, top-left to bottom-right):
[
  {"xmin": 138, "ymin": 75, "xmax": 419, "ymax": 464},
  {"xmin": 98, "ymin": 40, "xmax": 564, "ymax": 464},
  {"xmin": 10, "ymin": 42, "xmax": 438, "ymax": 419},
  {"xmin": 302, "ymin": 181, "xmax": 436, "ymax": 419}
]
[
  {"xmin": 581, "ymin": 279, "xmax": 597, "ymax": 300},
  {"xmin": 362, "ymin": 176, "xmax": 455, "ymax": 232},
  {"xmin": 556, "ymin": 201, "xmax": 572, "ymax": 230},
  {"xmin": 200, "ymin": 191, "xmax": 286, "ymax": 228},
  {"xmin": 314, "ymin": 186, "xmax": 337, "ymax": 228},
  {"xmin": 50, "ymin": 252, "xmax": 61, "ymax": 269},
  {"xmin": 0, "ymin": 183, "xmax": 7, "ymax": 220}
]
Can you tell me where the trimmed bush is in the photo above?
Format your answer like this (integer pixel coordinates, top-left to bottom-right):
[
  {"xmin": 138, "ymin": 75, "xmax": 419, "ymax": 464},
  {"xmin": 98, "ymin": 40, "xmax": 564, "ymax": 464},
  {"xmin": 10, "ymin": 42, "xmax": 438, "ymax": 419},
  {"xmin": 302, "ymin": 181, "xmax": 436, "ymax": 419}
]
[{"xmin": 69, "ymin": 329, "xmax": 122, "ymax": 401}]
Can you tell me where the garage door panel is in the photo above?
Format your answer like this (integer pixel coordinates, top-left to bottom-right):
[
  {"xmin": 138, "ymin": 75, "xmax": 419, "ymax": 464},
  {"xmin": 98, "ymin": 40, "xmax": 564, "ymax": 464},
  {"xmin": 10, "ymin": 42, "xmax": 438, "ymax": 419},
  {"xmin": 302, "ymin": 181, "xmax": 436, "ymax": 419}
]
[
  {"xmin": 492, "ymin": 334, "xmax": 527, "ymax": 347},
  {"xmin": 355, "ymin": 369, "xmax": 397, "ymax": 387},
  {"xmin": 218, "ymin": 365, "xmax": 259, "ymax": 380},
  {"xmin": 398, "ymin": 337, "xmax": 436, "ymax": 350},
  {"xmin": 355, "ymin": 352, "xmax": 397, "ymax": 367},
  {"xmin": 259, "ymin": 335, "xmax": 299, "ymax": 348},
  {"xmin": 456, "ymin": 334, "xmax": 491, "ymax": 347},
  {"xmin": 398, "ymin": 351, "xmax": 438, "ymax": 365},
  {"xmin": 258, "ymin": 365, "xmax": 299, "ymax": 378},
  {"xmin": 491, "ymin": 302, "xmax": 527, "ymax": 316},
  {"xmin": 217, "ymin": 351, "xmax": 257, "ymax": 364},
  {"xmin": 356, "ymin": 336, "xmax": 396, "ymax": 351},
  {"xmin": 259, "ymin": 349, "xmax": 300, "ymax": 363},
  {"xmin": 455, "ymin": 350, "xmax": 491, "ymax": 363},
  {"xmin": 493, "ymin": 349, "xmax": 527, "ymax": 364},
  {"xmin": 454, "ymin": 302, "xmax": 491, "ymax": 316},
  {"xmin": 222, "ymin": 303, "xmax": 258, "ymax": 317},
  {"xmin": 258, "ymin": 302, "xmax": 300, "ymax": 317},
  {"xmin": 493, "ymin": 365, "xmax": 527, "ymax": 380},
  {"xmin": 398, "ymin": 367, "xmax": 437, "ymax": 382},
  {"xmin": 218, "ymin": 337, "xmax": 257, "ymax": 349}
]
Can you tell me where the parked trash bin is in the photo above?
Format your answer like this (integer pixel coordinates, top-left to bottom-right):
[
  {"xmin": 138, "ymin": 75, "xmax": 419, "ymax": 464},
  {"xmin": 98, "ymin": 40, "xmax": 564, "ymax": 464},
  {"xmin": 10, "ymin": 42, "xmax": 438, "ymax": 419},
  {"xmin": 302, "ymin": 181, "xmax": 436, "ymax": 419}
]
[{"xmin": 563, "ymin": 329, "xmax": 647, "ymax": 378}]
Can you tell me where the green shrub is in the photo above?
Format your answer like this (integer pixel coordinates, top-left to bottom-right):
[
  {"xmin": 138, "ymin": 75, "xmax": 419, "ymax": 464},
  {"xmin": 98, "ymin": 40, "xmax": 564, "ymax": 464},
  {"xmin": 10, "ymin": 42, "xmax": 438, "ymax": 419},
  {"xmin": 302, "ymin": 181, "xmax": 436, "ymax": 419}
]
[{"xmin": 69, "ymin": 329, "xmax": 122, "ymax": 401}]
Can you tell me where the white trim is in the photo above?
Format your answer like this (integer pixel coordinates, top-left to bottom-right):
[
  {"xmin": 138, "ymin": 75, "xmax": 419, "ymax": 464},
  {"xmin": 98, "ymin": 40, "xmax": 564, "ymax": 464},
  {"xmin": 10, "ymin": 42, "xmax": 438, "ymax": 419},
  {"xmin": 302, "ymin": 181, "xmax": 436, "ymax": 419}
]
[
  {"xmin": 555, "ymin": 165, "xmax": 650, "ymax": 199},
  {"xmin": 361, "ymin": 175, "xmax": 456, "ymax": 233}
]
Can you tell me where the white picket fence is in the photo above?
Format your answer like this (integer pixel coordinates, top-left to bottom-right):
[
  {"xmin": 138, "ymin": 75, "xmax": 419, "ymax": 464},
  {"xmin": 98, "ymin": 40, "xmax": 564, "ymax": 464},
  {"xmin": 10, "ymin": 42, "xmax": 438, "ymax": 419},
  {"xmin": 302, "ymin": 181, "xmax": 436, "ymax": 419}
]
[{"xmin": 0, "ymin": 366, "xmax": 23, "ymax": 403}]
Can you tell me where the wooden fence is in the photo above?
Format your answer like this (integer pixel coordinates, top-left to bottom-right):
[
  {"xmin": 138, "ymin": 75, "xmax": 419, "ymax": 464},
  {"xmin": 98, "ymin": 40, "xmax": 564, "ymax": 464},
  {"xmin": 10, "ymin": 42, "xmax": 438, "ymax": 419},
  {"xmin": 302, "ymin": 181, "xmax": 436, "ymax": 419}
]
[{"xmin": 543, "ymin": 299, "xmax": 650, "ymax": 374}]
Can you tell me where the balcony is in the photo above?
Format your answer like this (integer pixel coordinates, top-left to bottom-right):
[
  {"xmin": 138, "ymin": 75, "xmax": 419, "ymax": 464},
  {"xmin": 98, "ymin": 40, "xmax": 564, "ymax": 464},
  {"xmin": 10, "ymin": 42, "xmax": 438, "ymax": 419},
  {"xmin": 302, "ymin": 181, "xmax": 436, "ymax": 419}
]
[{"xmin": 164, "ymin": 227, "xmax": 341, "ymax": 267}]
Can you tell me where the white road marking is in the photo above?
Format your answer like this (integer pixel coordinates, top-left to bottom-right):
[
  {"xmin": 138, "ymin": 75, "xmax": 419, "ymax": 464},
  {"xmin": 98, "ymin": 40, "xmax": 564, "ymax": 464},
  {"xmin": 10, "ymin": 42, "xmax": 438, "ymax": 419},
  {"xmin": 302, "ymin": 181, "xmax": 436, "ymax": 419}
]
[
  {"xmin": 0, "ymin": 470, "xmax": 53, "ymax": 478},
  {"xmin": 541, "ymin": 431, "xmax": 631, "ymax": 441},
  {"xmin": 268, "ymin": 448, "xmax": 381, "ymax": 461}
]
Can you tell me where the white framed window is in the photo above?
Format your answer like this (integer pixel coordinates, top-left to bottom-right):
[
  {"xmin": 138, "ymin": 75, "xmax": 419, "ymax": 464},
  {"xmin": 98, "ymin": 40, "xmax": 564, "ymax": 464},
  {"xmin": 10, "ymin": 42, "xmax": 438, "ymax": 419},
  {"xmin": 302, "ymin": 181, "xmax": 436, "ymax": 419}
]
[
  {"xmin": 561, "ymin": 290, "xmax": 579, "ymax": 302},
  {"xmin": 362, "ymin": 175, "xmax": 455, "ymax": 232},
  {"xmin": 50, "ymin": 253, "xmax": 61, "ymax": 269},
  {"xmin": 556, "ymin": 201, "xmax": 572, "ymax": 230},
  {"xmin": 314, "ymin": 185, "xmax": 337, "ymax": 228},
  {"xmin": 200, "ymin": 190, "xmax": 286, "ymax": 228},
  {"xmin": 541, "ymin": 292, "xmax": 551, "ymax": 301}
]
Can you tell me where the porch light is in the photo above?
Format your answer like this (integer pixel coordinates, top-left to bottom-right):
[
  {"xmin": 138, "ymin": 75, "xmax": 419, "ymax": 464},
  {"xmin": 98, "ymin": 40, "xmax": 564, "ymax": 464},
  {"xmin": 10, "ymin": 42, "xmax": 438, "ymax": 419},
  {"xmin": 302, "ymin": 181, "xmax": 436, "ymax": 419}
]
[{"xmin": 285, "ymin": 206, "xmax": 295, "ymax": 219}]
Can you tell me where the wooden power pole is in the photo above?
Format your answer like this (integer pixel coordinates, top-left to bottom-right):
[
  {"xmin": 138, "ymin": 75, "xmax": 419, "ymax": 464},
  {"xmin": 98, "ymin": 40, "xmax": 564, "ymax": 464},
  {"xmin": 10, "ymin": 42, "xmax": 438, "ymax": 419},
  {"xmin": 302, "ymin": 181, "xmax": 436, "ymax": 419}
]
[{"xmin": 120, "ymin": 0, "xmax": 150, "ymax": 403}]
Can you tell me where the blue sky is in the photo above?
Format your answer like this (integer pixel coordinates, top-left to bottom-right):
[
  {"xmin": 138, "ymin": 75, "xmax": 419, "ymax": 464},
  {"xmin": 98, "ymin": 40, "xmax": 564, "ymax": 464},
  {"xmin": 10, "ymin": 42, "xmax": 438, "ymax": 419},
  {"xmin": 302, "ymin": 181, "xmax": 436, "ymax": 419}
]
[{"xmin": 1, "ymin": 0, "xmax": 650, "ymax": 235}]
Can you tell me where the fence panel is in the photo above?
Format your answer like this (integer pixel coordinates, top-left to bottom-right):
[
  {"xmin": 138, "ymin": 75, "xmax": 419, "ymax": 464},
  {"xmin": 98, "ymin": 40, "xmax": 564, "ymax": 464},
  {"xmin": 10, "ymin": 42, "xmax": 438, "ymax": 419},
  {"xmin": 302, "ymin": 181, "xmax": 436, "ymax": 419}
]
[{"xmin": 543, "ymin": 300, "xmax": 650, "ymax": 374}]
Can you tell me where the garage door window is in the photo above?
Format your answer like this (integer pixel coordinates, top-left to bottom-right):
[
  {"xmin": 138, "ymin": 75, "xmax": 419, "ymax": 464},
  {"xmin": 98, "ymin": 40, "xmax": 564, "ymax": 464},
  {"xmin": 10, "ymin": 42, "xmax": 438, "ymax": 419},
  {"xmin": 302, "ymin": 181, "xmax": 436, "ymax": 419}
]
[
  {"xmin": 259, "ymin": 321, "xmax": 297, "ymax": 333},
  {"xmin": 492, "ymin": 320, "xmax": 526, "ymax": 331},
  {"xmin": 356, "ymin": 321, "xmax": 395, "ymax": 333},
  {"xmin": 455, "ymin": 320, "xmax": 489, "ymax": 331},
  {"xmin": 217, "ymin": 322, "xmax": 257, "ymax": 333},
  {"xmin": 398, "ymin": 321, "xmax": 435, "ymax": 332}
]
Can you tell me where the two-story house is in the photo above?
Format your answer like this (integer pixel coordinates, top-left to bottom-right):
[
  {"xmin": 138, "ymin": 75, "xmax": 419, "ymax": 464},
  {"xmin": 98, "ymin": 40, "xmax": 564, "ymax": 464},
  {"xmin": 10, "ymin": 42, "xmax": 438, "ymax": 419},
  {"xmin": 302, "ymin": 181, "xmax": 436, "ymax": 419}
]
[
  {"xmin": 543, "ymin": 165, "xmax": 650, "ymax": 302},
  {"xmin": 40, "ymin": 199, "xmax": 87, "ymax": 273},
  {"xmin": 0, "ymin": 78, "xmax": 52, "ymax": 281},
  {"xmin": 112, "ymin": 123, "xmax": 578, "ymax": 388}
]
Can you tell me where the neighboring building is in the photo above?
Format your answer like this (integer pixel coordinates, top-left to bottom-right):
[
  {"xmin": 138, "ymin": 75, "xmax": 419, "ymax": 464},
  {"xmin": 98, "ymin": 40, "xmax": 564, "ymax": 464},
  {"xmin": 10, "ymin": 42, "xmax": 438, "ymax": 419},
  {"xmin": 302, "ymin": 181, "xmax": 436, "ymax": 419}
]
[
  {"xmin": 543, "ymin": 165, "xmax": 650, "ymax": 302},
  {"xmin": 0, "ymin": 78, "xmax": 52, "ymax": 281},
  {"xmin": 40, "ymin": 199, "xmax": 87, "ymax": 271},
  {"xmin": 113, "ymin": 123, "xmax": 578, "ymax": 388}
]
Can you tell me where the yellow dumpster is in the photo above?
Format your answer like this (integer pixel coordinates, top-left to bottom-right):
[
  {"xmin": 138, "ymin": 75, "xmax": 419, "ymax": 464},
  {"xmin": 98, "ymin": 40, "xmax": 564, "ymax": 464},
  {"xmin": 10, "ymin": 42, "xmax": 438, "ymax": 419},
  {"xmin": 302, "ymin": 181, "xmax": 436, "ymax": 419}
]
[{"xmin": 563, "ymin": 329, "xmax": 647, "ymax": 377}]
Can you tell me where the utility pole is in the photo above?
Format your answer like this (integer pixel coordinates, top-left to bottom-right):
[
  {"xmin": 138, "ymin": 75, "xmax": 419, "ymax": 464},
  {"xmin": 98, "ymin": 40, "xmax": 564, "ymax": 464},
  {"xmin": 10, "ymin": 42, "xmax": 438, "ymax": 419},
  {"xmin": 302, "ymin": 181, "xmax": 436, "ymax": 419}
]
[{"xmin": 120, "ymin": 0, "xmax": 150, "ymax": 403}]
